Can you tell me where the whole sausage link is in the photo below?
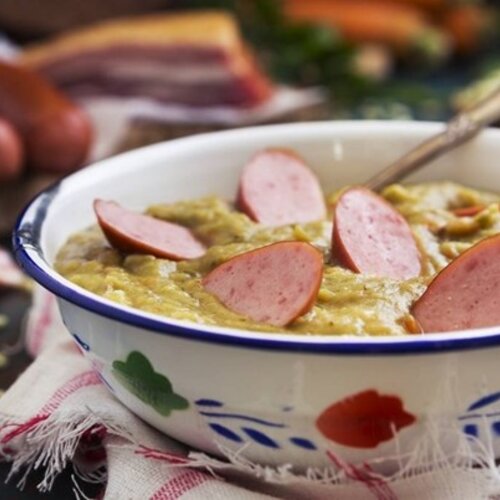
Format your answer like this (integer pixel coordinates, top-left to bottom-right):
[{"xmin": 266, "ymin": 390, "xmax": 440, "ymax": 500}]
[{"xmin": 0, "ymin": 61, "xmax": 92, "ymax": 173}]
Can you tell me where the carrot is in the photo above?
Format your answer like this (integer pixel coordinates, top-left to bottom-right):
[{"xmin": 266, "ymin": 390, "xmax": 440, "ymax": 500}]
[
  {"xmin": 452, "ymin": 205, "xmax": 485, "ymax": 217},
  {"xmin": 441, "ymin": 5, "xmax": 495, "ymax": 54},
  {"xmin": 365, "ymin": 0, "xmax": 479, "ymax": 12},
  {"xmin": 385, "ymin": 0, "xmax": 444, "ymax": 8},
  {"xmin": 284, "ymin": 0, "xmax": 451, "ymax": 63}
]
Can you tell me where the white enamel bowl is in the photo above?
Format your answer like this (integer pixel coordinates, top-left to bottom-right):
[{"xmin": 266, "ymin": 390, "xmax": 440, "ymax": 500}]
[{"xmin": 13, "ymin": 122, "xmax": 500, "ymax": 470}]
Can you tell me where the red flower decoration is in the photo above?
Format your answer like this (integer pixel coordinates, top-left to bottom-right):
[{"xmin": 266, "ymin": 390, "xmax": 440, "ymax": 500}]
[{"xmin": 316, "ymin": 389, "xmax": 416, "ymax": 448}]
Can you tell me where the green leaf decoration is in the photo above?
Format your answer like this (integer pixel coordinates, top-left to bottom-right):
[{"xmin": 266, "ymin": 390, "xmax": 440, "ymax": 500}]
[{"xmin": 112, "ymin": 351, "xmax": 189, "ymax": 416}]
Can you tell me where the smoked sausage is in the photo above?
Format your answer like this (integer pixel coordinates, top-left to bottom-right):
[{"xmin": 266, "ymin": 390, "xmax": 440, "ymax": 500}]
[
  {"xmin": 237, "ymin": 149, "xmax": 326, "ymax": 226},
  {"xmin": 412, "ymin": 234, "xmax": 500, "ymax": 333},
  {"xmin": 202, "ymin": 241, "xmax": 323, "ymax": 326},
  {"xmin": 94, "ymin": 199, "xmax": 206, "ymax": 260},
  {"xmin": 0, "ymin": 118, "xmax": 23, "ymax": 181},
  {"xmin": 0, "ymin": 61, "xmax": 92, "ymax": 173},
  {"xmin": 333, "ymin": 187, "xmax": 421, "ymax": 279}
]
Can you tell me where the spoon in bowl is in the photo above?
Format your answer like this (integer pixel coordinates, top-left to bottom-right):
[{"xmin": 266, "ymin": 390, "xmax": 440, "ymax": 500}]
[{"xmin": 365, "ymin": 86, "xmax": 500, "ymax": 192}]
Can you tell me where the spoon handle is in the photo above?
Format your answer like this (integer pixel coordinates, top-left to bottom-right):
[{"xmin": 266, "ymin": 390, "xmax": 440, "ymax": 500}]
[{"xmin": 365, "ymin": 87, "xmax": 500, "ymax": 192}]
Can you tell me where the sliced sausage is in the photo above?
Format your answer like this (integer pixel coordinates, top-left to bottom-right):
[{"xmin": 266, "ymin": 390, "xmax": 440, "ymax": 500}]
[
  {"xmin": 237, "ymin": 149, "xmax": 326, "ymax": 226},
  {"xmin": 333, "ymin": 187, "xmax": 421, "ymax": 280},
  {"xmin": 202, "ymin": 241, "xmax": 323, "ymax": 326},
  {"xmin": 0, "ymin": 61, "xmax": 92, "ymax": 173},
  {"xmin": 0, "ymin": 118, "xmax": 23, "ymax": 181},
  {"xmin": 412, "ymin": 234, "xmax": 500, "ymax": 333},
  {"xmin": 94, "ymin": 200, "xmax": 206, "ymax": 260}
]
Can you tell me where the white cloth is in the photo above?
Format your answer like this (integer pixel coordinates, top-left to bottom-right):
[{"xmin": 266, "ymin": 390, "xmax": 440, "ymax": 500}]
[{"xmin": 2, "ymin": 285, "xmax": 500, "ymax": 499}]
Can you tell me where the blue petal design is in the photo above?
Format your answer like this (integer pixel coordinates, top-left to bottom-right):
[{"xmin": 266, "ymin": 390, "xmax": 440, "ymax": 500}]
[
  {"xmin": 467, "ymin": 392, "xmax": 500, "ymax": 411},
  {"xmin": 463, "ymin": 424, "xmax": 478, "ymax": 438},
  {"xmin": 209, "ymin": 423, "xmax": 242, "ymax": 442},
  {"xmin": 289, "ymin": 437, "xmax": 316, "ymax": 450},
  {"xmin": 492, "ymin": 422, "xmax": 500, "ymax": 436},
  {"xmin": 195, "ymin": 399, "xmax": 224, "ymax": 407},
  {"xmin": 199, "ymin": 411, "xmax": 285, "ymax": 428},
  {"xmin": 242, "ymin": 427, "xmax": 279, "ymax": 448},
  {"xmin": 72, "ymin": 333, "xmax": 90, "ymax": 351}
]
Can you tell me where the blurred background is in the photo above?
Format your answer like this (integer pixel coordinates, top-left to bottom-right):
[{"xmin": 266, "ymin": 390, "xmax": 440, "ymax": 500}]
[
  {"xmin": 0, "ymin": 1, "xmax": 500, "ymax": 496},
  {"xmin": 1, "ymin": 0, "xmax": 500, "ymax": 234},
  {"xmin": 2, "ymin": 0, "xmax": 500, "ymax": 116}
]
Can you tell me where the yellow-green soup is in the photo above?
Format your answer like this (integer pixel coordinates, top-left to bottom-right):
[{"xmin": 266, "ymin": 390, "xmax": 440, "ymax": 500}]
[{"xmin": 55, "ymin": 182, "xmax": 500, "ymax": 336}]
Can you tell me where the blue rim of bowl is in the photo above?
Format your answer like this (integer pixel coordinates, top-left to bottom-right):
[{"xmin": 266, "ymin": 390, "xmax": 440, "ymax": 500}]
[{"xmin": 12, "ymin": 143, "xmax": 500, "ymax": 356}]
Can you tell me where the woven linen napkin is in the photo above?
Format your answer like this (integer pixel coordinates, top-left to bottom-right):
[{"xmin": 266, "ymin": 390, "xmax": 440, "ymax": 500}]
[{"xmin": 2, "ymin": 283, "xmax": 500, "ymax": 499}]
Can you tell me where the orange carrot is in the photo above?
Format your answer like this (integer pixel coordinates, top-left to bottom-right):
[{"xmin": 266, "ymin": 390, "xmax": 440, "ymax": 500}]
[
  {"xmin": 284, "ymin": 0, "xmax": 450, "ymax": 62},
  {"xmin": 442, "ymin": 5, "xmax": 495, "ymax": 54},
  {"xmin": 395, "ymin": 0, "xmax": 450, "ymax": 8},
  {"xmin": 452, "ymin": 205, "xmax": 485, "ymax": 217},
  {"xmin": 366, "ymin": 0, "xmax": 478, "ymax": 12}
]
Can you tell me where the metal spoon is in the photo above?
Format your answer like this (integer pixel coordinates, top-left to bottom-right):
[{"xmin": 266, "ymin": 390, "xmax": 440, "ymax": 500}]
[{"xmin": 365, "ymin": 86, "xmax": 500, "ymax": 192}]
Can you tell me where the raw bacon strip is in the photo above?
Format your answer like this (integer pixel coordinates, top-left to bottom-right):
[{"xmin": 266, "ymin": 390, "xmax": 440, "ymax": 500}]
[
  {"xmin": 202, "ymin": 241, "xmax": 323, "ymax": 327},
  {"xmin": 333, "ymin": 187, "xmax": 421, "ymax": 280},
  {"xmin": 94, "ymin": 200, "xmax": 206, "ymax": 261},
  {"xmin": 20, "ymin": 12, "xmax": 274, "ymax": 108},
  {"xmin": 412, "ymin": 234, "xmax": 500, "ymax": 333},
  {"xmin": 0, "ymin": 246, "xmax": 25, "ymax": 288},
  {"xmin": 237, "ymin": 149, "xmax": 326, "ymax": 227}
]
